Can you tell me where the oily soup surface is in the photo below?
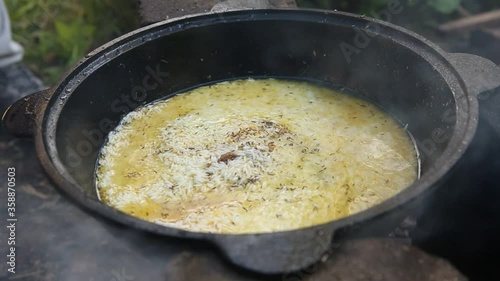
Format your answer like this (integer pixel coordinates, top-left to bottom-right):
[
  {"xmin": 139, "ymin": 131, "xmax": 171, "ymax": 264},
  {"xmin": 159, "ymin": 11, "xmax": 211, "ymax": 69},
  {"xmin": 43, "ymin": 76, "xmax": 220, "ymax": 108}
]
[{"xmin": 96, "ymin": 79, "xmax": 418, "ymax": 234}]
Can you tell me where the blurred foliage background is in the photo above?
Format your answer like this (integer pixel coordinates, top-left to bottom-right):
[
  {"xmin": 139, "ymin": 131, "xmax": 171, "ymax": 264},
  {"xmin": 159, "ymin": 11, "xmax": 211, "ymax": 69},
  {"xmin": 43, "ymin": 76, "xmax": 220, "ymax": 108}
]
[
  {"xmin": 6, "ymin": 0, "xmax": 139, "ymax": 83},
  {"xmin": 298, "ymin": 0, "xmax": 500, "ymax": 14},
  {"xmin": 5, "ymin": 0, "xmax": 500, "ymax": 84},
  {"xmin": 298, "ymin": 0, "xmax": 500, "ymax": 30}
]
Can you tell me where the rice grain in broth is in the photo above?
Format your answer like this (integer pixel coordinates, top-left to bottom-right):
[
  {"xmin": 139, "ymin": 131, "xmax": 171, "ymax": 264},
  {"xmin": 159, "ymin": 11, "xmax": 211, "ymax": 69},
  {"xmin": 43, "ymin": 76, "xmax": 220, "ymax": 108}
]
[{"xmin": 96, "ymin": 79, "xmax": 418, "ymax": 234}]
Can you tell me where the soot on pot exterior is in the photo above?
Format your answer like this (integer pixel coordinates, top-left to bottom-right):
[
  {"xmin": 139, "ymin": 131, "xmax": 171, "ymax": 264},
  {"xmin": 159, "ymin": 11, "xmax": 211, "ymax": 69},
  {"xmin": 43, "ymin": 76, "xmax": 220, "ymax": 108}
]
[{"xmin": 3, "ymin": 9, "xmax": 500, "ymax": 274}]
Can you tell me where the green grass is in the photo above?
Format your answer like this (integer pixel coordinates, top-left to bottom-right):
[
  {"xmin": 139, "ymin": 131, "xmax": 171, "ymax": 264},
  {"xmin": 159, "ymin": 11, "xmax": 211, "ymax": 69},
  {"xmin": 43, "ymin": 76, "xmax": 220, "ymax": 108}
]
[
  {"xmin": 6, "ymin": 0, "xmax": 500, "ymax": 83},
  {"xmin": 6, "ymin": 0, "xmax": 139, "ymax": 84}
]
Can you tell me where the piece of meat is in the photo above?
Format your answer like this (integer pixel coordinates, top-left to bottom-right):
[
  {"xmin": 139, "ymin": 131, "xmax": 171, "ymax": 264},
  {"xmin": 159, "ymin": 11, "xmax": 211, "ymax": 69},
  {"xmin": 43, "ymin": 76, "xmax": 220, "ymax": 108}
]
[{"xmin": 218, "ymin": 152, "xmax": 238, "ymax": 164}]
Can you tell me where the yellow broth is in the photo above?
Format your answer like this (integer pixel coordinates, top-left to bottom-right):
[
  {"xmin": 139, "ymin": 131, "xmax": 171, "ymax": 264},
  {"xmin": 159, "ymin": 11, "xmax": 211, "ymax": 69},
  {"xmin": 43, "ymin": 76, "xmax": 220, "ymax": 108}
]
[{"xmin": 96, "ymin": 79, "xmax": 418, "ymax": 234}]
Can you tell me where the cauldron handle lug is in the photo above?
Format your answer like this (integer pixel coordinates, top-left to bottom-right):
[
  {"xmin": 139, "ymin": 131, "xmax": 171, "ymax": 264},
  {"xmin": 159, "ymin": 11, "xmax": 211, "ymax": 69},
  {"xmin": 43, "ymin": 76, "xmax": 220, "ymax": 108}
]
[
  {"xmin": 211, "ymin": 226, "xmax": 336, "ymax": 274},
  {"xmin": 2, "ymin": 88, "xmax": 51, "ymax": 138},
  {"xmin": 446, "ymin": 53, "xmax": 500, "ymax": 96},
  {"xmin": 447, "ymin": 53, "xmax": 500, "ymax": 139}
]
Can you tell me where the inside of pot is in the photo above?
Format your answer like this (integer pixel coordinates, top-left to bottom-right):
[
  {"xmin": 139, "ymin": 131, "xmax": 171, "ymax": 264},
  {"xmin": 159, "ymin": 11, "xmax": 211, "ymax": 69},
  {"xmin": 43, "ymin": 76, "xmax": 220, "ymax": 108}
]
[{"xmin": 55, "ymin": 16, "xmax": 457, "ymax": 214}]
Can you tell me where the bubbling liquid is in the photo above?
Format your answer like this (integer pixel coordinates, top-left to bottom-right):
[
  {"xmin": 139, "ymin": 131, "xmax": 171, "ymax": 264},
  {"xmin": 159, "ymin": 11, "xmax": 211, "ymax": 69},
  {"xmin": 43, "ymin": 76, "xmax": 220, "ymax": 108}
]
[{"xmin": 96, "ymin": 79, "xmax": 418, "ymax": 234}]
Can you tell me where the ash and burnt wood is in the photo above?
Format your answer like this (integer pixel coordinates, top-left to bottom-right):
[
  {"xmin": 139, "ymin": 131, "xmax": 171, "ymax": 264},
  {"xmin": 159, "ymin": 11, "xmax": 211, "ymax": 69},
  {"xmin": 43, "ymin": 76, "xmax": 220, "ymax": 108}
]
[
  {"xmin": 164, "ymin": 239, "xmax": 466, "ymax": 281},
  {"xmin": 139, "ymin": 0, "xmax": 297, "ymax": 25}
]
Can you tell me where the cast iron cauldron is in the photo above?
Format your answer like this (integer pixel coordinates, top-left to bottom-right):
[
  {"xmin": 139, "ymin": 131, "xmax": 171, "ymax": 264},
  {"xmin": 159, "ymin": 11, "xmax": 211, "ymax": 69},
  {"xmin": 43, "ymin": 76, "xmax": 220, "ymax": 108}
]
[{"xmin": 3, "ymin": 5, "xmax": 500, "ymax": 274}]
